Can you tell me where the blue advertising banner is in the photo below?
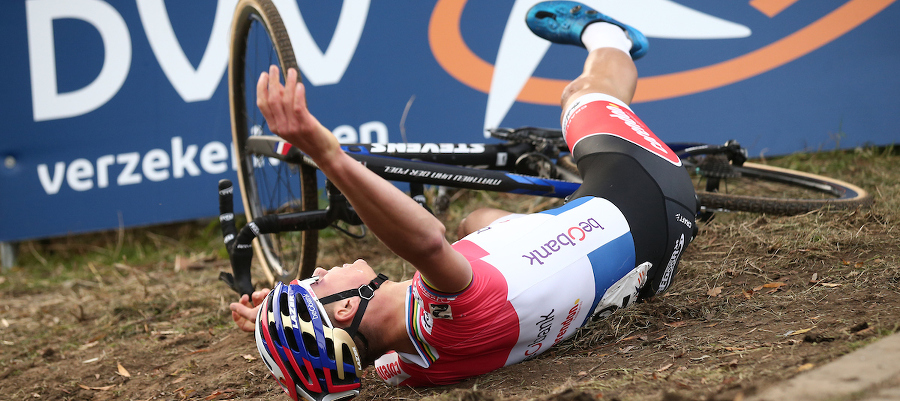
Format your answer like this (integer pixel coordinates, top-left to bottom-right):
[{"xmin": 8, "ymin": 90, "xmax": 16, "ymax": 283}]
[{"xmin": 2, "ymin": 0, "xmax": 898, "ymax": 242}]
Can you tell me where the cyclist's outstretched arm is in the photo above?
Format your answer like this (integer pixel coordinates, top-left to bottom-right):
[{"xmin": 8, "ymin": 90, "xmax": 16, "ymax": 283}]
[{"xmin": 256, "ymin": 66, "xmax": 472, "ymax": 292}]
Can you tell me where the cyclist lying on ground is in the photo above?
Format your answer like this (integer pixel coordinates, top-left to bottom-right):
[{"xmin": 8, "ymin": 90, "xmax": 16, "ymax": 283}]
[{"xmin": 229, "ymin": 1, "xmax": 697, "ymax": 398}]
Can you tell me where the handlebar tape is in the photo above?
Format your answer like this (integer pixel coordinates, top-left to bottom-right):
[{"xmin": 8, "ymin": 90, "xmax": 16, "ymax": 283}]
[
  {"xmin": 218, "ymin": 180, "xmax": 237, "ymax": 257},
  {"xmin": 217, "ymin": 180, "xmax": 249, "ymax": 295}
]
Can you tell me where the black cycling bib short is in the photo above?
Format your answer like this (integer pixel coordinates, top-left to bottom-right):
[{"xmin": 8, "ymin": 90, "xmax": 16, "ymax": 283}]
[{"xmin": 562, "ymin": 93, "xmax": 697, "ymax": 299}]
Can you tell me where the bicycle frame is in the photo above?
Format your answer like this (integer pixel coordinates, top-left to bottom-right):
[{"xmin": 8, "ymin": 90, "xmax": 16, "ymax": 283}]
[{"xmin": 244, "ymin": 135, "xmax": 582, "ymax": 198}]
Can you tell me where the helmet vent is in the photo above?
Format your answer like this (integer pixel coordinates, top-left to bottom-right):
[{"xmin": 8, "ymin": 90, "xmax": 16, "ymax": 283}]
[
  {"xmin": 341, "ymin": 344, "xmax": 354, "ymax": 366},
  {"xmin": 329, "ymin": 364, "xmax": 357, "ymax": 386},
  {"xmin": 302, "ymin": 332, "xmax": 319, "ymax": 358},
  {"xmin": 278, "ymin": 292, "xmax": 291, "ymax": 317},
  {"xmin": 284, "ymin": 328, "xmax": 300, "ymax": 352},
  {"xmin": 268, "ymin": 322, "xmax": 282, "ymax": 347},
  {"xmin": 326, "ymin": 338, "xmax": 337, "ymax": 361},
  {"xmin": 295, "ymin": 294, "xmax": 312, "ymax": 322}
]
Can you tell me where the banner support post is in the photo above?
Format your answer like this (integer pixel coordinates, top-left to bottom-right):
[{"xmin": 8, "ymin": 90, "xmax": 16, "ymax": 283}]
[{"xmin": 1, "ymin": 242, "xmax": 17, "ymax": 271}]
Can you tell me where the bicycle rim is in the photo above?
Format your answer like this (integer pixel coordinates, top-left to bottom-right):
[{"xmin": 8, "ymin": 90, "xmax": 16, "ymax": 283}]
[
  {"xmin": 692, "ymin": 161, "xmax": 872, "ymax": 215},
  {"xmin": 228, "ymin": 0, "xmax": 318, "ymax": 284}
]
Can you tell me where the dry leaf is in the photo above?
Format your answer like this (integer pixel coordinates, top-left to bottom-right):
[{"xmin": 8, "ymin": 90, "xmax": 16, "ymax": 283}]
[
  {"xmin": 809, "ymin": 273, "xmax": 818, "ymax": 284},
  {"xmin": 117, "ymin": 362, "xmax": 131, "ymax": 377},
  {"xmin": 854, "ymin": 326, "xmax": 875, "ymax": 336},
  {"xmin": 78, "ymin": 384, "xmax": 115, "ymax": 391},
  {"xmin": 205, "ymin": 390, "xmax": 236, "ymax": 400},
  {"xmin": 797, "ymin": 363, "xmax": 815, "ymax": 372},
  {"xmin": 205, "ymin": 391, "xmax": 224, "ymax": 400},
  {"xmin": 665, "ymin": 321, "xmax": 688, "ymax": 328},
  {"xmin": 172, "ymin": 376, "xmax": 187, "ymax": 384},
  {"xmin": 763, "ymin": 282, "xmax": 786, "ymax": 288},
  {"xmin": 787, "ymin": 327, "xmax": 815, "ymax": 336},
  {"xmin": 707, "ymin": 286, "xmax": 723, "ymax": 297},
  {"xmin": 78, "ymin": 341, "xmax": 99, "ymax": 351},
  {"xmin": 717, "ymin": 359, "xmax": 739, "ymax": 368},
  {"xmin": 657, "ymin": 363, "xmax": 673, "ymax": 372},
  {"xmin": 820, "ymin": 283, "xmax": 842, "ymax": 288},
  {"xmin": 242, "ymin": 354, "xmax": 257, "ymax": 361}
]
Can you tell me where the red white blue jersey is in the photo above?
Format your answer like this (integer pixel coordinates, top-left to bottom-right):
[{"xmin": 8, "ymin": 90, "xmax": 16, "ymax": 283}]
[{"xmin": 374, "ymin": 196, "xmax": 648, "ymax": 386}]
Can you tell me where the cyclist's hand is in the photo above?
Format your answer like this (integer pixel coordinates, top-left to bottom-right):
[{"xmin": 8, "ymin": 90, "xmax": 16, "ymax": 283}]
[
  {"xmin": 256, "ymin": 65, "xmax": 341, "ymax": 165},
  {"xmin": 230, "ymin": 288, "xmax": 271, "ymax": 333}
]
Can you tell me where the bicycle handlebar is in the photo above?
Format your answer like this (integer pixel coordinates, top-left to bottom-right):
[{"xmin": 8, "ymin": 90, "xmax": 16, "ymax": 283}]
[{"xmin": 217, "ymin": 179, "xmax": 365, "ymax": 296}]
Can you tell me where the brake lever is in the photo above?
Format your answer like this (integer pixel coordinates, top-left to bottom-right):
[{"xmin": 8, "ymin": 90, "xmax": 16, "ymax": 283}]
[{"xmin": 723, "ymin": 140, "xmax": 748, "ymax": 166}]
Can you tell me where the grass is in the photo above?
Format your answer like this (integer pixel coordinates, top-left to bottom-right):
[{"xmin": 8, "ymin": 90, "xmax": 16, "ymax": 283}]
[{"xmin": 4, "ymin": 219, "xmax": 227, "ymax": 293}]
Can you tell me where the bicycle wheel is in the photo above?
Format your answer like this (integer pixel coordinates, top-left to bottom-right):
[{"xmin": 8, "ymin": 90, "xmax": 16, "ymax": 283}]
[
  {"xmin": 688, "ymin": 157, "xmax": 872, "ymax": 215},
  {"xmin": 228, "ymin": 0, "xmax": 318, "ymax": 284}
]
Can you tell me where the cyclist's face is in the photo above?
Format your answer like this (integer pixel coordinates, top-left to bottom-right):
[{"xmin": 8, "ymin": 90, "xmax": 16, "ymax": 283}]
[{"xmin": 310, "ymin": 259, "xmax": 376, "ymax": 299}]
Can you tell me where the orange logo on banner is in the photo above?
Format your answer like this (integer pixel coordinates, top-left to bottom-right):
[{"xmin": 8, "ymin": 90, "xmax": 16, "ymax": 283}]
[{"xmin": 429, "ymin": 0, "xmax": 895, "ymax": 104}]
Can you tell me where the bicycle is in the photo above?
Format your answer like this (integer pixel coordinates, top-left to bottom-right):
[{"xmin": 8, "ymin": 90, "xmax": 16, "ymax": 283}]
[{"xmin": 220, "ymin": 0, "xmax": 872, "ymax": 295}]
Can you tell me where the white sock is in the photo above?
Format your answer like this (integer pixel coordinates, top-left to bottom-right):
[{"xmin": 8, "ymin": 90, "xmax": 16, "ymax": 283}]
[{"xmin": 581, "ymin": 22, "xmax": 631, "ymax": 54}]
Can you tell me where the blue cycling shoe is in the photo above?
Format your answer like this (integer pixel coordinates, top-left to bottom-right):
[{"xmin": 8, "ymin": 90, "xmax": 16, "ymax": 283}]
[{"xmin": 526, "ymin": 1, "xmax": 648, "ymax": 60}]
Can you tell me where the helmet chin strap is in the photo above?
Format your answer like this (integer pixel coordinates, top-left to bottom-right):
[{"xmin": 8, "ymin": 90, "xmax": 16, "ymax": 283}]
[{"xmin": 317, "ymin": 273, "xmax": 389, "ymax": 338}]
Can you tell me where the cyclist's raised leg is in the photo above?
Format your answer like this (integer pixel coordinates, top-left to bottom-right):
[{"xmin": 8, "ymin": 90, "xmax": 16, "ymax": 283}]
[
  {"xmin": 527, "ymin": 1, "xmax": 696, "ymax": 299},
  {"xmin": 562, "ymin": 47, "xmax": 637, "ymax": 110}
]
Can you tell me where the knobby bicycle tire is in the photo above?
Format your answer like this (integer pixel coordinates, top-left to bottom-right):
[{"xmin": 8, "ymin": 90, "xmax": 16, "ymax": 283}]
[
  {"xmin": 228, "ymin": 0, "xmax": 319, "ymax": 285},
  {"xmin": 694, "ymin": 162, "xmax": 872, "ymax": 215}
]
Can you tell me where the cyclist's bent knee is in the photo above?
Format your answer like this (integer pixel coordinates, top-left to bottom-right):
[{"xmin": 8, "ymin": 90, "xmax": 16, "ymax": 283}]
[
  {"xmin": 457, "ymin": 208, "xmax": 516, "ymax": 239},
  {"xmin": 561, "ymin": 78, "xmax": 626, "ymax": 112}
]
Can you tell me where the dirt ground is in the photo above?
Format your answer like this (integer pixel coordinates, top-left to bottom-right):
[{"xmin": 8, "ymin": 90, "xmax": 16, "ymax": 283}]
[{"xmin": 1, "ymin": 148, "xmax": 898, "ymax": 401}]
